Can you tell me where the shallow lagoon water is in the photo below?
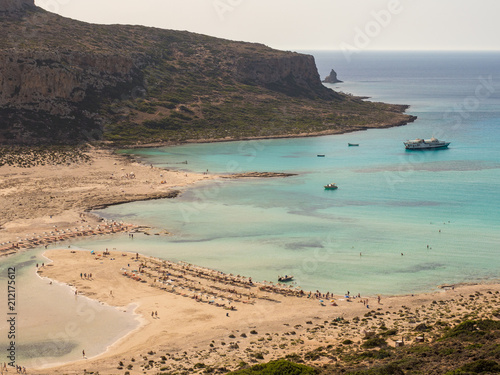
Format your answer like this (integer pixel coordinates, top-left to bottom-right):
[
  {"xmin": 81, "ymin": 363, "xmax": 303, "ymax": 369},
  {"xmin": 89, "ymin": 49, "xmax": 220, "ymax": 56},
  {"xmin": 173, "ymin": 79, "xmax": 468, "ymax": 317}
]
[
  {"xmin": 1, "ymin": 51, "xmax": 499, "ymax": 366},
  {"xmin": 107, "ymin": 52, "xmax": 500, "ymax": 295},
  {"xmin": 0, "ymin": 248, "xmax": 140, "ymax": 367}
]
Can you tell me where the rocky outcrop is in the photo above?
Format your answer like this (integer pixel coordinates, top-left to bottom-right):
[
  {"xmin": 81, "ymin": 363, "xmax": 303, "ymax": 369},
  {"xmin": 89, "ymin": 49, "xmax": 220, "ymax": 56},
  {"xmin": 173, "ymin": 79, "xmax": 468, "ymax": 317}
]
[
  {"xmin": 0, "ymin": 50, "xmax": 138, "ymax": 110},
  {"xmin": 0, "ymin": 5, "xmax": 414, "ymax": 146},
  {"xmin": 223, "ymin": 172, "xmax": 298, "ymax": 179},
  {"xmin": 0, "ymin": 0, "xmax": 34, "ymax": 12},
  {"xmin": 322, "ymin": 69, "xmax": 342, "ymax": 84},
  {"xmin": 0, "ymin": 48, "xmax": 147, "ymax": 144},
  {"xmin": 235, "ymin": 55, "xmax": 340, "ymax": 100}
]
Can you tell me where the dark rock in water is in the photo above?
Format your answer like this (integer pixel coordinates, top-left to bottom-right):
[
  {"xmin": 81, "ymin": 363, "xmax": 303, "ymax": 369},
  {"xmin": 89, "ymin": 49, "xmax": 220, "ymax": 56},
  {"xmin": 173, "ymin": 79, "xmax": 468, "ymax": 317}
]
[
  {"xmin": 223, "ymin": 172, "xmax": 298, "ymax": 179},
  {"xmin": 322, "ymin": 69, "xmax": 343, "ymax": 84}
]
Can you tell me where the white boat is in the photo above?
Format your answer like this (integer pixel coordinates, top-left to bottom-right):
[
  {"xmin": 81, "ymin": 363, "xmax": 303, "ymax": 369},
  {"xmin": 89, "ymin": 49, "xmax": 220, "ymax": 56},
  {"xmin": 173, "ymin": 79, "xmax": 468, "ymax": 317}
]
[
  {"xmin": 404, "ymin": 137, "xmax": 450, "ymax": 150},
  {"xmin": 324, "ymin": 183, "xmax": 338, "ymax": 190}
]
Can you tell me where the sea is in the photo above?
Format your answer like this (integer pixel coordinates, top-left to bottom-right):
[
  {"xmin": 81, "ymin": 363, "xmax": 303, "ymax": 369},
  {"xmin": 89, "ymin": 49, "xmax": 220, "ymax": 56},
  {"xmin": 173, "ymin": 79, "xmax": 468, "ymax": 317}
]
[{"xmin": 1, "ymin": 51, "xmax": 499, "ymax": 366}]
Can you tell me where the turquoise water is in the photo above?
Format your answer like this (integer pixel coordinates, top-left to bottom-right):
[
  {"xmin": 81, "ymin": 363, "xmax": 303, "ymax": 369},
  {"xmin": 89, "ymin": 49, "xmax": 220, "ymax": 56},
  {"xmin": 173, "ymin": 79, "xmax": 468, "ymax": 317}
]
[
  {"xmin": 99, "ymin": 51, "xmax": 500, "ymax": 296},
  {"xmin": 1, "ymin": 51, "xmax": 499, "ymax": 366}
]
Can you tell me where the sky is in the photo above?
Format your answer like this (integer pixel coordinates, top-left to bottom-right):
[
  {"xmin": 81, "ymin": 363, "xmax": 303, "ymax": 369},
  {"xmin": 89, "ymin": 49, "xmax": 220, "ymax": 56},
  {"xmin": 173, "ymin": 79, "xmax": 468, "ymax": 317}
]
[{"xmin": 35, "ymin": 0, "xmax": 500, "ymax": 52}]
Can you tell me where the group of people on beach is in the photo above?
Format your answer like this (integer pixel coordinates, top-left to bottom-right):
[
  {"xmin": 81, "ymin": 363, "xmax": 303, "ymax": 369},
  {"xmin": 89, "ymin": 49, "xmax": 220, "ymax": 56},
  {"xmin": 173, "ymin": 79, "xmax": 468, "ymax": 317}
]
[
  {"xmin": 123, "ymin": 253, "xmax": 371, "ymax": 309},
  {"xmin": 1, "ymin": 363, "xmax": 26, "ymax": 374},
  {"xmin": 0, "ymin": 222, "xmax": 136, "ymax": 256}
]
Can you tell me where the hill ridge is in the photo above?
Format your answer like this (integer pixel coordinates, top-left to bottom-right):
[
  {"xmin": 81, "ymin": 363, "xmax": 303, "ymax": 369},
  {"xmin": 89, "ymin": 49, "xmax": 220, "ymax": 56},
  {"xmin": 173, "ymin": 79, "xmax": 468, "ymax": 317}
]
[{"xmin": 0, "ymin": 6, "xmax": 415, "ymax": 145}]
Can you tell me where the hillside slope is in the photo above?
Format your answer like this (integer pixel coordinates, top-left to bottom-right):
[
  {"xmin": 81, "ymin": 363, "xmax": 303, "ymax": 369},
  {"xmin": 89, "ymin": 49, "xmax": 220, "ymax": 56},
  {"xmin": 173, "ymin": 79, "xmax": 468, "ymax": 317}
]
[{"xmin": 0, "ymin": 0, "xmax": 415, "ymax": 145}]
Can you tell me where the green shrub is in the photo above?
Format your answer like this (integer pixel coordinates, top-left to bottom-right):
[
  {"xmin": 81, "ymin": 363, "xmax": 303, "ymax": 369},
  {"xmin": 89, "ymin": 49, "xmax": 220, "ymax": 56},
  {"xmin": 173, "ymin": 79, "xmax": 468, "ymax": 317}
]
[
  {"xmin": 362, "ymin": 336, "xmax": 388, "ymax": 349},
  {"xmin": 445, "ymin": 359, "xmax": 500, "ymax": 374},
  {"xmin": 442, "ymin": 320, "xmax": 500, "ymax": 340},
  {"xmin": 228, "ymin": 359, "xmax": 317, "ymax": 374}
]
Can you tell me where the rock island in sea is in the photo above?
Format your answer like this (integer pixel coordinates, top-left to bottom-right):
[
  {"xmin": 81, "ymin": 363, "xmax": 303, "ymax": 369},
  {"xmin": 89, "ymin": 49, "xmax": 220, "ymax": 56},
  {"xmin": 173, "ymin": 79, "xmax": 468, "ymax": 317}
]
[{"xmin": 322, "ymin": 68, "xmax": 343, "ymax": 83}]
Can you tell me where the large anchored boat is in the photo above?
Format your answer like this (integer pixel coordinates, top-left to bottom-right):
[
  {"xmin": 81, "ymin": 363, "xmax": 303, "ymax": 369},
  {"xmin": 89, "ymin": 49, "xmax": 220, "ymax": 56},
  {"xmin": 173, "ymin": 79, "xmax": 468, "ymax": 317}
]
[{"xmin": 404, "ymin": 137, "xmax": 450, "ymax": 150}]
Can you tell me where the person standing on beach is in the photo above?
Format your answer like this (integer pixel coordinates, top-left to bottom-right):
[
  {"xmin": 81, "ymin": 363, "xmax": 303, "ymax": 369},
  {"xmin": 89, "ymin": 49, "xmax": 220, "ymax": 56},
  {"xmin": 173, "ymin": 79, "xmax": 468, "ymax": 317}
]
[{"xmin": 82, "ymin": 350, "xmax": 85, "ymax": 358}]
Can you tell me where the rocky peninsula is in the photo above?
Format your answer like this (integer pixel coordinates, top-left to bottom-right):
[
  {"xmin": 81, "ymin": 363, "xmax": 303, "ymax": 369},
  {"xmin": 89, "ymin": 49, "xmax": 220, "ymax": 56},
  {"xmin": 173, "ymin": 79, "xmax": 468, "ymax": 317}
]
[{"xmin": 0, "ymin": 0, "xmax": 414, "ymax": 146}]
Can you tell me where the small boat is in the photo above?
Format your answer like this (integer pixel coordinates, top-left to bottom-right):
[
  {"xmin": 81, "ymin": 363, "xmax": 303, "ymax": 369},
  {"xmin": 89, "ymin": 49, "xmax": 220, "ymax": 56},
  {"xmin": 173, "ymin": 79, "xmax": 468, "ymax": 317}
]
[
  {"xmin": 278, "ymin": 275, "xmax": 294, "ymax": 282},
  {"xmin": 324, "ymin": 183, "xmax": 338, "ymax": 190},
  {"xmin": 317, "ymin": 154, "xmax": 325, "ymax": 157},
  {"xmin": 348, "ymin": 143, "xmax": 359, "ymax": 147},
  {"xmin": 404, "ymin": 137, "xmax": 450, "ymax": 150}
]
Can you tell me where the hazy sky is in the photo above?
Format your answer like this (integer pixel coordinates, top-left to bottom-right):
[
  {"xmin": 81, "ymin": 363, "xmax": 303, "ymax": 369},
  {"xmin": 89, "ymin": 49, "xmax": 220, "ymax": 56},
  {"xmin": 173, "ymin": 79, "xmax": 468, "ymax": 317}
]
[{"xmin": 35, "ymin": 0, "xmax": 500, "ymax": 51}]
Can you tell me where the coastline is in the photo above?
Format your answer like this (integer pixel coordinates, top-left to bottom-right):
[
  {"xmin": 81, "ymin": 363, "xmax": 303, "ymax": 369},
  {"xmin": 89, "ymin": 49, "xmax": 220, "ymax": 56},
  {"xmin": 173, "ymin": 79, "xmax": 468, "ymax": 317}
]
[
  {"xmin": 31, "ymin": 248, "xmax": 500, "ymax": 374},
  {"xmin": 34, "ymin": 251, "xmax": 145, "ymax": 370},
  {"xmin": 2, "ymin": 121, "xmax": 497, "ymax": 373},
  {"xmin": 120, "ymin": 114, "xmax": 417, "ymax": 149},
  {"xmin": 0, "ymin": 107, "xmax": 416, "ymax": 248},
  {"xmin": 0, "ymin": 148, "xmax": 219, "ymax": 253},
  {"xmin": 0, "ymin": 147, "xmax": 300, "ymax": 257}
]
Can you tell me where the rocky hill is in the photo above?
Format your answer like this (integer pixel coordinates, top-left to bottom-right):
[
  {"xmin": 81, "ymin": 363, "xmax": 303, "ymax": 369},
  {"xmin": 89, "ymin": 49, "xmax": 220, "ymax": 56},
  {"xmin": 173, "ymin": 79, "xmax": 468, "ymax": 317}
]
[{"xmin": 0, "ymin": 0, "xmax": 415, "ymax": 145}]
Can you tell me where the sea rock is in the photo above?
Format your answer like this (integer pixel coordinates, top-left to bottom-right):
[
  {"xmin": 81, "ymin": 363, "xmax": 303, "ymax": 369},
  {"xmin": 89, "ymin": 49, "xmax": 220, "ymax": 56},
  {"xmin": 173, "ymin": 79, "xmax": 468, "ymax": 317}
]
[{"xmin": 322, "ymin": 69, "xmax": 343, "ymax": 84}]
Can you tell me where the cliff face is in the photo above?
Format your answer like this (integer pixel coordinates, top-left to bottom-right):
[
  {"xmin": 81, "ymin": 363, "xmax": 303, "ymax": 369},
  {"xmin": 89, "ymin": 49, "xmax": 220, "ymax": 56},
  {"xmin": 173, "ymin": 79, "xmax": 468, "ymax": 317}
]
[
  {"xmin": 235, "ymin": 55, "xmax": 340, "ymax": 99},
  {"xmin": 0, "ymin": 5, "xmax": 415, "ymax": 145},
  {"xmin": 0, "ymin": 50, "xmax": 138, "ymax": 110},
  {"xmin": 0, "ymin": 48, "xmax": 145, "ymax": 143},
  {"xmin": 0, "ymin": 6, "xmax": 338, "ymax": 145}
]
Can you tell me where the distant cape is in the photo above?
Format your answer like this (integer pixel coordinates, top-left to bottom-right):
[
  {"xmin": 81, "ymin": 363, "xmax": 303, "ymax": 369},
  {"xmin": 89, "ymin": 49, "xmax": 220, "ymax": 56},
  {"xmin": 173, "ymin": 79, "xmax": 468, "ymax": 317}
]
[{"xmin": 322, "ymin": 69, "xmax": 342, "ymax": 84}]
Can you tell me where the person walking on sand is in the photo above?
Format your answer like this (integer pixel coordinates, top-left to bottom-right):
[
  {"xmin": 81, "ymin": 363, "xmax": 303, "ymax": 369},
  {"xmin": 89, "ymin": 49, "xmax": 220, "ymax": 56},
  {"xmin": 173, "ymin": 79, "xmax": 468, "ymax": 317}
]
[{"xmin": 82, "ymin": 350, "xmax": 85, "ymax": 358}]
